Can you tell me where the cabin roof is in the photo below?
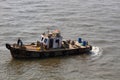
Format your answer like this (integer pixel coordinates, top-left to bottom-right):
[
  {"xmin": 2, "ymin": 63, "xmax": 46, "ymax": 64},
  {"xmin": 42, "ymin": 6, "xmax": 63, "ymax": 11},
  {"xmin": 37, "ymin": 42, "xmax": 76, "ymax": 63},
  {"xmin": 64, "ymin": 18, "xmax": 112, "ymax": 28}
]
[{"xmin": 41, "ymin": 30, "xmax": 62, "ymax": 38}]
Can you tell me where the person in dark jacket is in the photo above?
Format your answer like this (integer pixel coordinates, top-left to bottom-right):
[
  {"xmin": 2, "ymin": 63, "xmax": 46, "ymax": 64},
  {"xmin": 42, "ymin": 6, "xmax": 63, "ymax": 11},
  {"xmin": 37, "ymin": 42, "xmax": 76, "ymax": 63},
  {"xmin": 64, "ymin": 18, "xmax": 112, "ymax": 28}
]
[{"xmin": 17, "ymin": 38, "xmax": 23, "ymax": 46}]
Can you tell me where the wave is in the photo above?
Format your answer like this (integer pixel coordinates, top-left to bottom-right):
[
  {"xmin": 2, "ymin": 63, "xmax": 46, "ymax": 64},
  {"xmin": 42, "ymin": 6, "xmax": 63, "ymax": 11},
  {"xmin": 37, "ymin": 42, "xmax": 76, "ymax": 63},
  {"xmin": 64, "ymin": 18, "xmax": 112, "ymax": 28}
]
[{"xmin": 90, "ymin": 46, "xmax": 103, "ymax": 60}]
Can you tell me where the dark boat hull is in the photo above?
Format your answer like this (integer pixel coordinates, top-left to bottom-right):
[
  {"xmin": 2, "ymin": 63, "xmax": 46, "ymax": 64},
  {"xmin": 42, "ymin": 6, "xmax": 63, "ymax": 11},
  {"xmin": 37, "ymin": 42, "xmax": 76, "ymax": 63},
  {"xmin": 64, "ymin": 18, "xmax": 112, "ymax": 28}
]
[{"xmin": 6, "ymin": 43, "xmax": 92, "ymax": 59}]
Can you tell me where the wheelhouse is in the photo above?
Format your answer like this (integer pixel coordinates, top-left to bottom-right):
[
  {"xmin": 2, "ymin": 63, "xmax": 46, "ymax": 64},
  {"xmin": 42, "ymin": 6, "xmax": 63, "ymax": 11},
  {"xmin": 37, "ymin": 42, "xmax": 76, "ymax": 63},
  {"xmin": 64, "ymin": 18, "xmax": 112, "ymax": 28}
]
[{"xmin": 40, "ymin": 30, "xmax": 62, "ymax": 49}]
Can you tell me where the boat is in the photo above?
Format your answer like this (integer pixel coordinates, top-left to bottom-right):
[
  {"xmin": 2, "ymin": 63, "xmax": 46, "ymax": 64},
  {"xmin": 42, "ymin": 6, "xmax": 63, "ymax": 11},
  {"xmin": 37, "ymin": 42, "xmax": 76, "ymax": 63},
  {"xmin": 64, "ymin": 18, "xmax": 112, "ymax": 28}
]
[{"xmin": 5, "ymin": 29, "xmax": 92, "ymax": 59}]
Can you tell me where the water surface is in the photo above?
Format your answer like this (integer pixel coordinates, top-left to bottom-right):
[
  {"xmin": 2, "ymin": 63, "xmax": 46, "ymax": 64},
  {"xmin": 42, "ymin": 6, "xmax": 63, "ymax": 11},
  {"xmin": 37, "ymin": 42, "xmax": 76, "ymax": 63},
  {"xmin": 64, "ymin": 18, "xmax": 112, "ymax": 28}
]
[{"xmin": 0, "ymin": 0, "xmax": 120, "ymax": 80}]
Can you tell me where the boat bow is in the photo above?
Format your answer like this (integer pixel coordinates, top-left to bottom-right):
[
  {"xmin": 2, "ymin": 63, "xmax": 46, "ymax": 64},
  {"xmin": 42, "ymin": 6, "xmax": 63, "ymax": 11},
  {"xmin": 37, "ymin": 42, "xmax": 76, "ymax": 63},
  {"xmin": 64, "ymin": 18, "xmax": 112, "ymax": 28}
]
[{"xmin": 6, "ymin": 43, "xmax": 11, "ymax": 50}]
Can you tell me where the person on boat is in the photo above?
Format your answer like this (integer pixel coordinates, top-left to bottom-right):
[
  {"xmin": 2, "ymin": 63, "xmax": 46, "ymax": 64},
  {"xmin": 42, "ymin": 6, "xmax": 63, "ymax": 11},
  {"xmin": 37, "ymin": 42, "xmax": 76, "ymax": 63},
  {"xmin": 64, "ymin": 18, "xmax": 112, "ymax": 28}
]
[{"xmin": 17, "ymin": 38, "xmax": 23, "ymax": 47}]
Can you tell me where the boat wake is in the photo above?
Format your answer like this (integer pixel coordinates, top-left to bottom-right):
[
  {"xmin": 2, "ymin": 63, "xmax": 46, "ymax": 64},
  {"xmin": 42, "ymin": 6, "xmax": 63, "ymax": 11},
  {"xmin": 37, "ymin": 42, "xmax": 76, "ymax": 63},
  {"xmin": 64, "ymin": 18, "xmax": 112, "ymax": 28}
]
[{"xmin": 90, "ymin": 46, "xmax": 103, "ymax": 60}]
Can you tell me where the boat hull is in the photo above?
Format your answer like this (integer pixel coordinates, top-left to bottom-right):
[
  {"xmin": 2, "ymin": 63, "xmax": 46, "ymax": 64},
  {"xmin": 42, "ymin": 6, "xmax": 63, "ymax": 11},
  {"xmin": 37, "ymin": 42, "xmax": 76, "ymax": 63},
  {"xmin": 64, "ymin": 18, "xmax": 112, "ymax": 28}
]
[{"xmin": 6, "ymin": 43, "xmax": 92, "ymax": 59}]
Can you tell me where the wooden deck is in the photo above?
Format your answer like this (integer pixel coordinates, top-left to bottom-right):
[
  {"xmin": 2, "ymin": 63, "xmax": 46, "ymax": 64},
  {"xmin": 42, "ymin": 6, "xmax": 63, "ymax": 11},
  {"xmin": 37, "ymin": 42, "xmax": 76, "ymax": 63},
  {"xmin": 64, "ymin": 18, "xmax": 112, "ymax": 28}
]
[{"xmin": 11, "ymin": 43, "xmax": 88, "ymax": 52}]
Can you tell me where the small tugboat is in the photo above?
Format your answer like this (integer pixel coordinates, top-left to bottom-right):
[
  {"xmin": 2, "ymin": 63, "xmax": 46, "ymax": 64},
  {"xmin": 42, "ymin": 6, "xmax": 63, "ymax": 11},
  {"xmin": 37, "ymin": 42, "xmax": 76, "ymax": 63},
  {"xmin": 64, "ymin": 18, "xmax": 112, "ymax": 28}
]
[{"xmin": 6, "ymin": 29, "xmax": 92, "ymax": 59}]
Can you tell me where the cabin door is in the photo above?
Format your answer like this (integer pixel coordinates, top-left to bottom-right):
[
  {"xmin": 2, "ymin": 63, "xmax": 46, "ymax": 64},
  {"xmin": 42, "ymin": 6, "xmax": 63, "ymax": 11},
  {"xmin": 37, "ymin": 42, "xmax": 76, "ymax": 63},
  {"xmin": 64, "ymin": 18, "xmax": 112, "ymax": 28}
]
[{"xmin": 49, "ymin": 38, "xmax": 53, "ymax": 48}]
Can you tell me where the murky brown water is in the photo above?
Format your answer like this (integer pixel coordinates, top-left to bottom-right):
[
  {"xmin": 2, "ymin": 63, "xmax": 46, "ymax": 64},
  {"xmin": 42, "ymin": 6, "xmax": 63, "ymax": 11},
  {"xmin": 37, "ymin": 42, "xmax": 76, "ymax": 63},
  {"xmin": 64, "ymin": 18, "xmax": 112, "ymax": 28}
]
[{"xmin": 0, "ymin": 0, "xmax": 120, "ymax": 80}]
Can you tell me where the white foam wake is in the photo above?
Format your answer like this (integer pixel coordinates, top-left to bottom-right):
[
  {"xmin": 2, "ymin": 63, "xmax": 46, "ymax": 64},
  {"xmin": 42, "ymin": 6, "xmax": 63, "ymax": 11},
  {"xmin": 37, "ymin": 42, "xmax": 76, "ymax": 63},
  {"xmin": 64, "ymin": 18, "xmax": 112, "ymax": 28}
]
[{"xmin": 90, "ymin": 46, "xmax": 103, "ymax": 58}]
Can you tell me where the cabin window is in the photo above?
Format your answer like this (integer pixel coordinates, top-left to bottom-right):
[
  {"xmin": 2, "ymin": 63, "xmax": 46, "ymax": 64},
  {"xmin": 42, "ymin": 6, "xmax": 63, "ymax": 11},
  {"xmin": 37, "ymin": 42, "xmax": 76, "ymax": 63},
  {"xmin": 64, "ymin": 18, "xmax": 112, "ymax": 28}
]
[
  {"xmin": 41, "ymin": 37, "xmax": 44, "ymax": 41},
  {"xmin": 44, "ymin": 38, "xmax": 47, "ymax": 43},
  {"xmin": 56, "ymin": 39, "xmax": 59, "ymax": 43}
]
